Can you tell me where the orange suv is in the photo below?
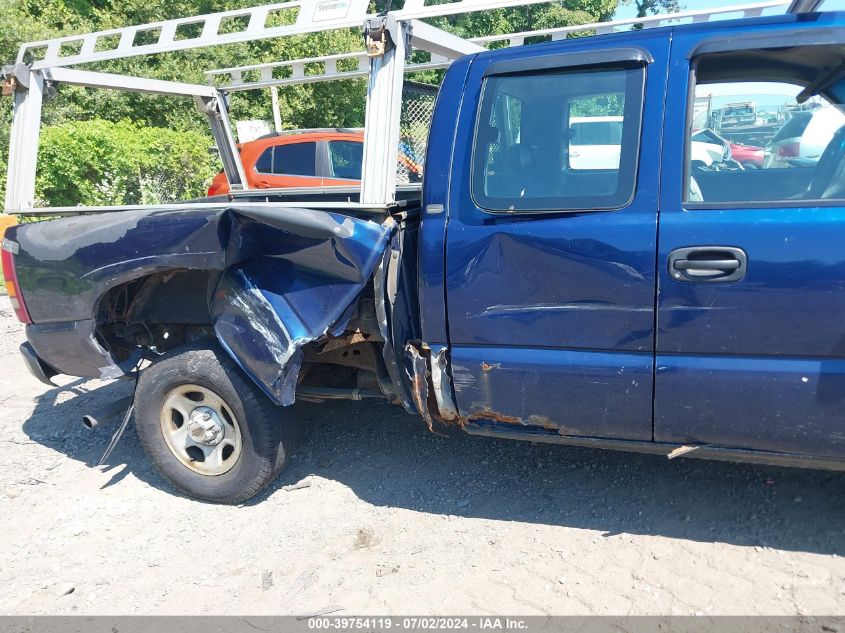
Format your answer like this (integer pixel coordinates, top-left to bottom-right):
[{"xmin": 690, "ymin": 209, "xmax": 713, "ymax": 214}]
[{"xmin": 208, "ymin": 128, "xmax": 421, "ymax": 196}]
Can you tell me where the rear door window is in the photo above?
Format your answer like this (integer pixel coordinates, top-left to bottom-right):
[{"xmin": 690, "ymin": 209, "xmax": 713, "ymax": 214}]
[
  {"xmin": 471, "ymin": 64, "xmax": 645, "ymax": 212},
  {"xmin": 273, "ymin": 142, "xmax": 317, "ymax": 177}
]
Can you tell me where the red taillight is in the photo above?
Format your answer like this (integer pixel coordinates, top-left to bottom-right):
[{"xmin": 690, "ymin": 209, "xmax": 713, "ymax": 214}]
[
  {"xmin": 207, "ymin": 173, "xmax": 228, "ymax": 197},
  {"xmin": 1, "ymin": 235, "xmax": 31, "ymax": 324},
  {"xmin": 777, "ymin": 142, "xmax": 800, "ymax": 158}
]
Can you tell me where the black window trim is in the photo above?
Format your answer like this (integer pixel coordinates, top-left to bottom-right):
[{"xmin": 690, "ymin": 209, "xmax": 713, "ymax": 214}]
[
  {"xmin": 471, "ymin": 54, "xmax": 649, "ymax": 216},
  {"xmin": 687, "ymin": 27, "xmax": 845, "ymax": 59},
  {"xmin": 685, "ymin": 198, "xmax": 845, "ymax": 210},
  {"xmin": 682, "ymin": 34, "xmax": 845, "ymax": 210},
  {"xmin": 318, "ymin": 139, "xmax": 332, "ymax": 179},
  {"xmin": 484, "ymin": 47, "xmax": 653, "ymax": 78}
]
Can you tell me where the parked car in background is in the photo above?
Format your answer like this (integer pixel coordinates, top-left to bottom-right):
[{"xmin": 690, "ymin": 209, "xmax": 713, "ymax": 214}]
[
  {"xmin": 208, "ymin": 128, "xmax": 422, "ymax": 195},
  {"xmin": 693, "ymin": 128, "xmax": 764, "ymax": 169},
  {"xmin": 728, "ymin": 140, "xmax": 765, "ymax": 168},
  {"xmin": 689, "ymin": 128, "xmax": 735, "ymax": 167},
  {"xmin": 765, "ymin": 105, "xmax": 845, "ymax": 168},
  {"xmin": 568, "ymin": 116, "xmax": 624, "ymax": 169},
  {"xmin": 573, "ymin": 120, "xmax": 739, "ymax": 171}
]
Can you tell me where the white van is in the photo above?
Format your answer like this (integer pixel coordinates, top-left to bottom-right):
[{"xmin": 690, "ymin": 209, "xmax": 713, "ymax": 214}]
[
  {"xmin": 568, "ymin": 116, "xmax": 624, "ymax": 170},
  {"xmin": 569, "ymin": 116, "xmax": 725, "ymax": 170}
]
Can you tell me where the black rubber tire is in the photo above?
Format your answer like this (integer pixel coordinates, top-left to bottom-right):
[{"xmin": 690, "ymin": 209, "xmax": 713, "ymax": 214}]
[{"xmin": 134, "ymin": 342, "xmax": 292, "ymax": 504}]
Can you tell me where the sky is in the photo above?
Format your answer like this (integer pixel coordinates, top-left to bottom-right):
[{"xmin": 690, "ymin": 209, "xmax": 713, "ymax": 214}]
[{"xmin": 699, "ymin": 82, "xmax": 803, "ymax": 109}]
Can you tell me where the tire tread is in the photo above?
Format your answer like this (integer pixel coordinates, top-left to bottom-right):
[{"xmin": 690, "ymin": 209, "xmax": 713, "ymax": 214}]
[{"xmin": 134, "ymin": 341, "xmax": 291, "ymax": 504}]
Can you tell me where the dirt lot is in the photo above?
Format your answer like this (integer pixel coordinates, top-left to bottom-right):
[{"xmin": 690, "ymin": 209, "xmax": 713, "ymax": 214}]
[{"xmin": 1, "ymin": 296, "xmax": 844, "ymax": 615}]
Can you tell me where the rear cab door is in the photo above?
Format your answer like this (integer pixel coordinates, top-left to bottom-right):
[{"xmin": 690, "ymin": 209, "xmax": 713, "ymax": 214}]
[
  {"xmin": 443, "ymin": 30, "xmax": 671, "ymax": 439},
  {"xmin": 656, "ymin": 13, "xmax": 845, "ymax": 457}
]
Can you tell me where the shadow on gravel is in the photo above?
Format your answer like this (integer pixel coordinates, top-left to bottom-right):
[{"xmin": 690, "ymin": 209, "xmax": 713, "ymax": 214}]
[{"xmin": 23, "ymin": 380, "xmax": 845, "ymax": 555}]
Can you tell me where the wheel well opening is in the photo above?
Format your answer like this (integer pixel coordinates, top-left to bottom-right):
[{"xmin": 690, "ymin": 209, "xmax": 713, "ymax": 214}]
[
  {"xmin": 96, "ymin": 269, "xmax": 217, "ymax": 361},
  {"xmin": 97, "ymin": 272, "xmax": 397, "ymax": 403}
]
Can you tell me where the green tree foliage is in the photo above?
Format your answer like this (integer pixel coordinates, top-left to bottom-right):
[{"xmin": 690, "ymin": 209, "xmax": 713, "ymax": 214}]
[
  {"xmin": 633, "ymin": 0, "xmax": 680, "ymax": 17},
  {"xmin": 570, "ymin": 93, "xmax": 624, "ymax": 116},
  {"xmin": 36, "ymin": 119, "xmax": 218, "ymax": 206},
  {"xmin": 1, "ymin": 0, "xmax": 625, "ymax": 207}
]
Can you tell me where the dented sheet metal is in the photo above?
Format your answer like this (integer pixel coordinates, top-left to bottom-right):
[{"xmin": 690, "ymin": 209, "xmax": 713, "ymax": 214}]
[
  {"xmin": 404, "ymin": 344, "xmax": 435, "ymax": 431},
  {"xmin": 403, "ymin": 343, "xmax": 460, "ymax": 431},
  {"xmin": 211, "ymin": 209, "xmax": 392, "ymax": 405},
  {"xmin": 447, "ymin": 346, "xmax": 654, "ymax": 440},
  {"xmin": 11, "ymin": 205, "xmax": 393, "ymax": 399}
]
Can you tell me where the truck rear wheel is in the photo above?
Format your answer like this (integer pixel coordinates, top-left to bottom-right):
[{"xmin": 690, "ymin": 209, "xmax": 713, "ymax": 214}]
[{"xmin": 134, "ymin": 342, "xmax": 291, "ymax": 504}]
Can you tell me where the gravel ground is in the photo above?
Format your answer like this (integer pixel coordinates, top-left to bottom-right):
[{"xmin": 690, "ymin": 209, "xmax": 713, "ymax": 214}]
[{"xmin": 0, "ymin": 296, "xmax": 844, "ymax": 615}]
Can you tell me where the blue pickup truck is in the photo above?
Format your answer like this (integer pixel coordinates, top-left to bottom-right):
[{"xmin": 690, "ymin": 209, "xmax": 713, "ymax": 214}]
[{"xmin": 4, "ymin": 6, "xmax": 845, "ymax": 503}]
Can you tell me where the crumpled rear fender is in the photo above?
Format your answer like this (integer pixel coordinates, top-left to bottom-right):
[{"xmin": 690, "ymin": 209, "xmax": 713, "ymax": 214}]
[
  {"xmin": 13, "ymin": 204, "xmax": 393, "ymax": 400},
  {"xmin": 210, "ymin": 208, "xmax": 394, "ymax": 405}
]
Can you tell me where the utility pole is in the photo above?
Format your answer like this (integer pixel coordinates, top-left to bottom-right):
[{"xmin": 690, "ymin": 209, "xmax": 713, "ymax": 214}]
[{"xmin": 270, "ymin": 86, "xmax": 282, "ymax": 132}]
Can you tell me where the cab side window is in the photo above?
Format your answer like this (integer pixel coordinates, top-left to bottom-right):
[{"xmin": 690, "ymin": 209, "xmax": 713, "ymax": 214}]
[{"xmin": 472, "ymin": 64, "xmax": 645, "ymax": 213}]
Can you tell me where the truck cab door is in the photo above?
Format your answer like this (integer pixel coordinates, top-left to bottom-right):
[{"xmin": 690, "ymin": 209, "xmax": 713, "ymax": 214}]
[
  {"xmin": 656, "ymin": 20, "xmax": 845, "ymax": 458},
  {"xmin": 443, "ymin": 32, "xmax": 670, "ymax": 440}
]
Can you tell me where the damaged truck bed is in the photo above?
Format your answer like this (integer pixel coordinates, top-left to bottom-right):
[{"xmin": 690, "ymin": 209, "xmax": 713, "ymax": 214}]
[{"xmin": 10, "ymin": 198, "xmax": 422, "ymax": 412}]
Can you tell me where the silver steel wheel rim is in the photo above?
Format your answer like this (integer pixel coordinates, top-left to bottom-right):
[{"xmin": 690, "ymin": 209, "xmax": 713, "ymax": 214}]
[{"xmin": 159, "ymin": 384, "xmax": 242, "ymax": 476}]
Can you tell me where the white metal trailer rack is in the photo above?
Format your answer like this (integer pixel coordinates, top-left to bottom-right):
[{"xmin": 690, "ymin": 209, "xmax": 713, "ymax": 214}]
[{"xmin": 2, "ymin": 0, "xmax": 800, "ymax": 216}]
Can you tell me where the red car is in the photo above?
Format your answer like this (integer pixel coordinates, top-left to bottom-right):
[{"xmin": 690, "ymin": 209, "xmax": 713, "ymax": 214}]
[
  {"xmin": 728, "ymin": 140, "xmax": 765, "ymax": 169},
  {"xmin": 691, "ymin": 128, "xmax": 764, "ymax": 169}
]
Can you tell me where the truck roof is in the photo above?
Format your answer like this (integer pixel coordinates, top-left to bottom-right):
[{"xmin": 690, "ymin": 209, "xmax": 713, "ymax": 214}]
[{"xmin": 470, "ymin": 9, "xmax": 843, "ymax": 67}]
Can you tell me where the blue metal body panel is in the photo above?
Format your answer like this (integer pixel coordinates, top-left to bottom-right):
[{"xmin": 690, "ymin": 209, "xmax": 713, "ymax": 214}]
[
  {"xmin": 451, "ymin": 346, "xmax": 653, "ymax": 435},
  {"xmin": 8, "ymin": 209, "xmax": 225, "ymax": 324},
  {"xmin": 655, "ymin": 16, "xmax": 845, "ymax": 456},
  {"xmin": 656, "ymin": 355, "xmax": 845, "ymax": 457},
  {"xmin": 210, "ymin": 209, "xmax": 392, "ymax": 404},
  {"xmin": 419, "ymin": 55, "xmax": 474, "ymax": 347},
  {"xmin": 441, "ymin": 29, "xmax": 671, "ymax": 440}
]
